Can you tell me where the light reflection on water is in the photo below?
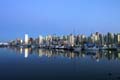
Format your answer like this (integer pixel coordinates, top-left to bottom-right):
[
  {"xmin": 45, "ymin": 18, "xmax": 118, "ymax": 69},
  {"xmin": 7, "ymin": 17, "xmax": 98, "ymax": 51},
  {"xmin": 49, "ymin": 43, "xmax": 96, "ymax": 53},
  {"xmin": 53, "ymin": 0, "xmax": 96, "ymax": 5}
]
[
  {"xmin": 9, "ymin": 47, "xmax": 120, "ymax": 62},
  {"xmin": 24, "ymin": 48, "xmax": 28, "ymax": 58},
  {"xmin": 0, "ymin": 48, "xmax": 120, "ymax": 80}
]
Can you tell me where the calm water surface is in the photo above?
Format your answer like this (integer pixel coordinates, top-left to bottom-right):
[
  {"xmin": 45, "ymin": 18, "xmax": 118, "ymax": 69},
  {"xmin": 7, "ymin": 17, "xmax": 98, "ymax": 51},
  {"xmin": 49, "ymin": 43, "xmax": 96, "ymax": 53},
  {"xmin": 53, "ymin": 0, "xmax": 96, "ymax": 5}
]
[{"xmin": 0, "ymin": 48, "xmax": 120, "ymax": 80}]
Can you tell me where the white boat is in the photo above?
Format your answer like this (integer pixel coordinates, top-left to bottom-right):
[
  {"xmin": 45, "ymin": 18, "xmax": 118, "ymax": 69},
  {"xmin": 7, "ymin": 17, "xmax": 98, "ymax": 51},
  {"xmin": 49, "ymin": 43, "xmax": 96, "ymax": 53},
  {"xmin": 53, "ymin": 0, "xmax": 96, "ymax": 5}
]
[
  {"xmin": 74, "ymin": 45, "xmax": 82, "ymax": 52},
  {"xmin": 58, "ymin": 46, "xmax": 65, "ymax": 49},
  {"xmin": 100, "ymin": 46, "xmax": 108, "ymax": 50},
  {"xmin": 55, "ymin": 45, "xmax": 59, "ymax": 49},
  {"xmin": 86, "ymin": 46, "xmax": 99, "ymax": 51},
  {"xmin": 74, "ymin": 47, "xmax": 81, "ymax": 52}
]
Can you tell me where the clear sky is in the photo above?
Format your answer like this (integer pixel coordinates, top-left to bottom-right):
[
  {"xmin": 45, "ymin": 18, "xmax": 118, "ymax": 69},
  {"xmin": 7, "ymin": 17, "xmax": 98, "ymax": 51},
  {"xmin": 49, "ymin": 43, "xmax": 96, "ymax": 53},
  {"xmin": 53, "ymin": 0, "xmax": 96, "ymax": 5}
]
[{"xmin": 0, "ymin": 0, "xmax": 120, "ymax": 41}]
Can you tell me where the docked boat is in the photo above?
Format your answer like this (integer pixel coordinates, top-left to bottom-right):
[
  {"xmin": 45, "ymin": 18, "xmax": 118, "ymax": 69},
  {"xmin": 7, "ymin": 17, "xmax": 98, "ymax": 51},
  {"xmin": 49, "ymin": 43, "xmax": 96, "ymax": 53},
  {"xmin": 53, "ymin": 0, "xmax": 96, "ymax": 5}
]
[
  {"xmin": 55, "ymin": 45, "xmax": 59, "ymax": 49},
  {"xmin": 84, "ymin": 43, "xmax": 99, "ymax": 51},
  {"xmin": 85, "ymin": 46, "xmax": 99, "ymax": 51},
  {"xmin": 74, "ymin": 45, "xmax": 81, "ymax": 52},
  {"xmin": 99, "ymin": 45, "xmax": 108, "ymax": 50},
  {"xmin": 58, "ymin": 46, "xmax": 65, "ymax": 49}
]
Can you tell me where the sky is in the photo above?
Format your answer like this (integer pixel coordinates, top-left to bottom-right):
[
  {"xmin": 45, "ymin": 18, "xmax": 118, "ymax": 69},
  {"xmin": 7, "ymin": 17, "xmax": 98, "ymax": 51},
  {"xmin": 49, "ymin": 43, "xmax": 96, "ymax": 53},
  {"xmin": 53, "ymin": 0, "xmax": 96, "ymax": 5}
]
[{"xmin": 0, "ymin": 0, "xmax": 120, "ymax": 41}]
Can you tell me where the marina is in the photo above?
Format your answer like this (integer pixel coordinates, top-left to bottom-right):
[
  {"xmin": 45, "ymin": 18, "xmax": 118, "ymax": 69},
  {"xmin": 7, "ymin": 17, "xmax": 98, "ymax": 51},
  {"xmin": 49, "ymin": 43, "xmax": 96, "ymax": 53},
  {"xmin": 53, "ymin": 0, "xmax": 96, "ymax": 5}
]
[
  {"xmin": 1, "ymin": 0, "xmax": 120, "ymax": 79},
  {"xmin": 1, "ymin": 32, "xmax": 120, "ymax": 53}
]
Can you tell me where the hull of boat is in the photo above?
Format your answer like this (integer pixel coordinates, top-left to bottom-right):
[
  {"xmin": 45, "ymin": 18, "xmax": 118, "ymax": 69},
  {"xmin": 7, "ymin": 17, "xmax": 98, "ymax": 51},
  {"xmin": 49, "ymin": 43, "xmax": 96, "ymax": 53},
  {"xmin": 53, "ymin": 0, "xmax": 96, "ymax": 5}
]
[{"xmin": 74, "ymin": 47, "xmax": 81, "ymax": 52}]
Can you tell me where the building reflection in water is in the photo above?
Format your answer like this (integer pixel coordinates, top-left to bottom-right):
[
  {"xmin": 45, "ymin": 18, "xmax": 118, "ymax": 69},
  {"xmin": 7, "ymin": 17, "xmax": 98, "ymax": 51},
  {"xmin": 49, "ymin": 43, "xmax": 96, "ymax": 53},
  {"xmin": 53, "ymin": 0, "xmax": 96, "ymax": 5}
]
[
  {"xmin": 8, "ymin": 47, "xmax": 120, "ymax": 61},
  {"xmin": 24, "ymin": 48, "xmax": 28, "ymax": 58},
  {"xmin": 20, "ymin": 48, "xmax": 23, "ymax": 54},
  {"xmin": 118, "ymin": 53, "xmax": 120, "ymax": 59},
  {"xmin": 38, "ymin": 49, "xmax": 43, "ymax": 57}
]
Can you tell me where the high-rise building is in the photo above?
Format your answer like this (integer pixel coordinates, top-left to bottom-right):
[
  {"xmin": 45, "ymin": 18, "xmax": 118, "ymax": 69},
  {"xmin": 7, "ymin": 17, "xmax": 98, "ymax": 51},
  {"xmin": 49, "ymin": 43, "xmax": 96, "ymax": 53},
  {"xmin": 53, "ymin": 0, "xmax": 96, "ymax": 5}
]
[
  {"xmin": 90, "ymin": 32, "xmax": 100, "ymax": 44},
  {"xmin": 21, "ymin": 40, "xmax": 23, "ymax": 44},
  {"xmin": 75, "ymin": 35, "xmax": 81, "ymax": 45},
  {"xmin": 117, "ymin": 33, "xmax": 120, "ymax": 44},
  {"xmin": 29, "ymin": 37, "xmax": 34, "ymax": 44},
  {"xmin": 25, "ymin": 34, "xmax": 29, "ymax": 45},
  {"xmin": 68, "ymin": 34, "xmax": 75, "ymax": 46},
  {"xmin": 39, "ymin": 35, "xmax": 43, "ymax": 44},
  {"xmin": 107, "ymin": 32, "xmax": 114, "ymax": 44},
  {"xmin": 99, "ymin": 34, "xmax": 105, "ymax": 45},
  {"xmin": 45, "ymin": 35, "xmax": 52, "ymax": 46},
  {"xmin": 91, "ymin": 33, "xmax": 97, "ymax": 43}
]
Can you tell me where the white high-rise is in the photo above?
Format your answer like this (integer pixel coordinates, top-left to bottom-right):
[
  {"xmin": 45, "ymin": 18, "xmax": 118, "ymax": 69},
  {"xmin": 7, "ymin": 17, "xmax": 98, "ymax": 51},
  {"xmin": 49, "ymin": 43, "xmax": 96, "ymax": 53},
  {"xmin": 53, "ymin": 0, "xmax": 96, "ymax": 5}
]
[
  {"xmin": 25, "ymin": 34, "xmax": 29, "ymax": 44},
  {"xmin": 39, "ymin": 35, "xmax": 43, "ymax": 44},
  {"xmin": 68, "ymin": 34, "xmax": 75, "ymax": 46},
  {"xmin": 91, "ymin": 34, "xmax": 99, "ymax": 42},
  {"xmin": 118, "ymin": 34, "xmax": 120, "ymax": 43}
]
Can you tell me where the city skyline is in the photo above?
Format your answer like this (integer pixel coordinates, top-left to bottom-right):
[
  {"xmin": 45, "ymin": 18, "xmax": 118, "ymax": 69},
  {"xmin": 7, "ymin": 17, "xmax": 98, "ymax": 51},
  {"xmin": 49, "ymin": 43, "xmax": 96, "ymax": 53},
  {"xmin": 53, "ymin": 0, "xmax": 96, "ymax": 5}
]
[
  {"xmin": 0, "ymin": 0, "xmax": 120, "ymax": 41},
  {"xmin": 6, "ymin": 32, "xmax": 120, "ymax": 46},
  {"xmin": 1, "ymin": 0, "xmax": 120, "ymax": 80},
  {"xmin": 1, "ymin": 32, "xmax": 120, "ymax": 42}
]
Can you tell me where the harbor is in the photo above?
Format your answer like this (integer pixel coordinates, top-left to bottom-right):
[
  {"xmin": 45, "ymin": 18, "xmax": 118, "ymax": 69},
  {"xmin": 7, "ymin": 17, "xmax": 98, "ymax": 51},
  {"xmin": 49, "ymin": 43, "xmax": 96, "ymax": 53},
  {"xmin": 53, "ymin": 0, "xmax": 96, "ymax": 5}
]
[{"xmin": 1, "ymin": 32, "xmax": 120, "ymax": 52}]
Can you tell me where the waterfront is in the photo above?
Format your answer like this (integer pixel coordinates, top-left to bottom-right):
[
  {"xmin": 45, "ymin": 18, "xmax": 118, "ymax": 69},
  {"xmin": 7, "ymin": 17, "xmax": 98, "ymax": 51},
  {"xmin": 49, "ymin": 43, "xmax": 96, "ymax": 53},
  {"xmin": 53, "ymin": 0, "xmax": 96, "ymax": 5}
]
[
  {"xmin": 4, "ymin": 32, "xmax": 120, "ymax": 52},
  {"xmin": 0, "ymin": 48, "xmax": 120, "ymax": 80}
]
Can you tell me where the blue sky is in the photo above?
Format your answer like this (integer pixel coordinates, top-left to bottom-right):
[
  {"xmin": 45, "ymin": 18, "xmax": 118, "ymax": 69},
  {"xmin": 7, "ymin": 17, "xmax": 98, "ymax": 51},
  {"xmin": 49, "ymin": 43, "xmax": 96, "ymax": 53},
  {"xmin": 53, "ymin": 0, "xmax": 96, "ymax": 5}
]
[{"xmin": 0, "ymin": 0, "xmax": 120, "ymax": 41}]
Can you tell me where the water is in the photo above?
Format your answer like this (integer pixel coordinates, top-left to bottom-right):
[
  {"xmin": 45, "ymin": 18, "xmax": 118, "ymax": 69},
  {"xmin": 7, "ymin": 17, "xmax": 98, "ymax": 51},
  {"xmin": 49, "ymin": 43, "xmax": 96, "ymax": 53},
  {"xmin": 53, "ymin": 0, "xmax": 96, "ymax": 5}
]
[{"xmin": 0, "ymin": 48, "xmax": 120, "ymax": 80}]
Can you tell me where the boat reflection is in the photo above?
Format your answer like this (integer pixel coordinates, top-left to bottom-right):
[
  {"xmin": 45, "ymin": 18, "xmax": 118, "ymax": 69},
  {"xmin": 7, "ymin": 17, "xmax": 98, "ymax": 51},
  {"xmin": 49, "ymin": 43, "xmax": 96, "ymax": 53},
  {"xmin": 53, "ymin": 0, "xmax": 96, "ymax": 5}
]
[{"xmin": 8, "ymin": 47, "xmax": 120, "ymax": 61}]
